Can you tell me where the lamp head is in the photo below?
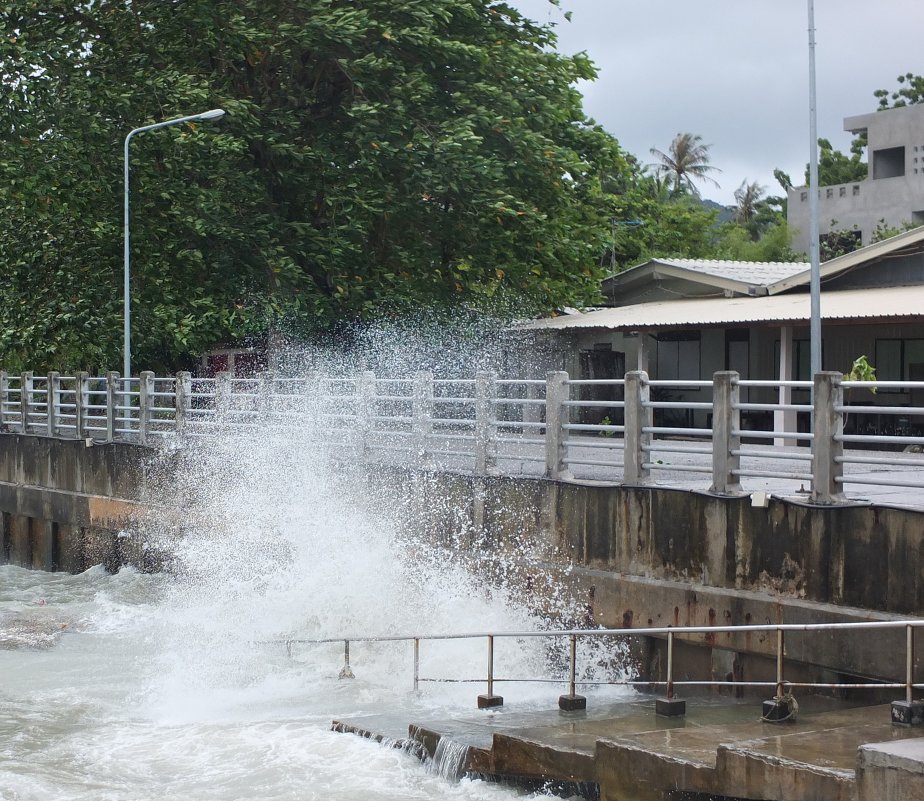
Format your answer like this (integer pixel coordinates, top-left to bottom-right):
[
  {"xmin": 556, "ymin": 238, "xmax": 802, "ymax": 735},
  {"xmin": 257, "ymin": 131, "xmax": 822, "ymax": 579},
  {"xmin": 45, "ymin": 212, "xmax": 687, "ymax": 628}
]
[{"xmin": 197, "ymin": 109, "xmax": 226, "ymax": 121}]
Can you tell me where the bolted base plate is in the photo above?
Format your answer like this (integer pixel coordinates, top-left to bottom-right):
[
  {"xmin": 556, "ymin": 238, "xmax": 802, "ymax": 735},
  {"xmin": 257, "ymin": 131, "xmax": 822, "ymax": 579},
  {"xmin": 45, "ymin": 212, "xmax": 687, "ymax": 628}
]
[
  {"xmin": 477, "ymin": 694, "xmax": 504, "ymax": 709},
  {"xmin": 655, "ymin": 698, "xmax": 686, "ymax": 717},
  {"xmin": 558, "ymin": 693, "xmax": 587, "ymax": 712},
  {"xmin": 762, "ymin": 698, "xmax": 797, "ymax": 723},
  {"xmin": 892, "ymin": 700, "xmax": 924, "ymax": 727}
]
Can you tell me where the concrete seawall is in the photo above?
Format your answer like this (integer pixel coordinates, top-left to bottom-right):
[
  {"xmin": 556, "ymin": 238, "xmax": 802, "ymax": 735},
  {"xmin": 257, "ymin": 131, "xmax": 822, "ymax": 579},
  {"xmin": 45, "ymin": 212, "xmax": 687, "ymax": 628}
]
[{"xmin": 0, "ymin": 434, "xmax": 921, "ymax": 687}]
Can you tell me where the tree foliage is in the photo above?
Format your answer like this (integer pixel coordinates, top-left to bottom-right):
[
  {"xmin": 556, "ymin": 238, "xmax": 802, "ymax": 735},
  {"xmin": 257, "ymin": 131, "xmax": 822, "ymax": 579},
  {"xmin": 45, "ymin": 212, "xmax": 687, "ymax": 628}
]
[
  {"xmin": 875, "ymin": 72, "xmax": 924, "ymax": 109},
  {"xmin": 0, "ymin": 0, "xmax": 628, "ymax": 372}
]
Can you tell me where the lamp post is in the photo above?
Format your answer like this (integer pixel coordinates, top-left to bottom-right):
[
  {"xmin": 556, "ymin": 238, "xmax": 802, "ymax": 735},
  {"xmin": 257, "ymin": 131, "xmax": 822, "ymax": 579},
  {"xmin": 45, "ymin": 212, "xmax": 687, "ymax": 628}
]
[{"xmin": 123, "ymin": 108, "xmax": 226, "ymax": 378}]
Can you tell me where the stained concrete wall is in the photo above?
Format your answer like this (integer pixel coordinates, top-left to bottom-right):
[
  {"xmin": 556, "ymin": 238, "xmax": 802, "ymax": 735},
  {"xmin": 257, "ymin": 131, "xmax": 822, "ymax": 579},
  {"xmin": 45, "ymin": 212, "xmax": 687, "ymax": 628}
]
[
  {"xmin": 381, "ymin": 469, "xmax": 924, "ymax": 686},
  {"xmin": 2, "ymin": 433, "xmax": 922, "ymax": 686},
  {"xmin": 0, "ymin": 434, "xmax": 164, "ymax": 572}
]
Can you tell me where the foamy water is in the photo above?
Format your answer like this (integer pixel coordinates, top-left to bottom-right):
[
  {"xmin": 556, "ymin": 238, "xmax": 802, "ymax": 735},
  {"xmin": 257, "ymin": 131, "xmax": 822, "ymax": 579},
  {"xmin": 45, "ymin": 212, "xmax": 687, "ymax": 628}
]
[{"xmin": 0, "ymin": 346, "xmax": 633, "ymax": 800}]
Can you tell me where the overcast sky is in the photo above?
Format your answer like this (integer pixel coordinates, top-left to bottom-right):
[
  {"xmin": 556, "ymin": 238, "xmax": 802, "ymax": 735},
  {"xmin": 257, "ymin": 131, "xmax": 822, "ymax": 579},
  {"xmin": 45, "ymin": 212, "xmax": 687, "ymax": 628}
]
[{"xmin": 510, "ymin": 0, "xmax": 924, "ymax": 206}]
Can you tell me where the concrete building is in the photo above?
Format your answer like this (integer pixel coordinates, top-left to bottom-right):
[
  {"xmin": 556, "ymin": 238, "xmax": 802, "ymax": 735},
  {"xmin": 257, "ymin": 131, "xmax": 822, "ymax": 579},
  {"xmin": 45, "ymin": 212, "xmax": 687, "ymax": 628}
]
[{"xmin": 788, "ymin": 103, "xmax": 924, "ymax": 254}]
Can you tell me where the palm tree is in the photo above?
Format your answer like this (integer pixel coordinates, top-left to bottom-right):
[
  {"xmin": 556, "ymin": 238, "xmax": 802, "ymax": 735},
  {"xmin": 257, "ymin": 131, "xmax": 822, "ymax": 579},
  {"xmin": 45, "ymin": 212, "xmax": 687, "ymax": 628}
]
[
  {"xmin": 649, "ymin": 132, "xmax": 721, "ymax": 197},
  {"xmin": 733, "ymin": 179, "xmax": 766, "ymax": 225}
]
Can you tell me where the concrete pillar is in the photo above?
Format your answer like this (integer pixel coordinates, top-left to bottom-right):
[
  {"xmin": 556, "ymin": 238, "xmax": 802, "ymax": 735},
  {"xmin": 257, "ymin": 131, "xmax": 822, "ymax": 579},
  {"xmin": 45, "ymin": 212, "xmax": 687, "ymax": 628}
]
[
  {"xmin": 0, "ymin": 371, "xmax": 8, "ymax": 429},
  {"xmin": 105, "ymin": 371, "xmax": 119, "ymax": 441},
  {"xmin": 775, "ymin": 325, "xmax": 796, "ymax": 446},
  {"xmin": 624, "ymin": 371, "xmax": 651, "ymax": 485},
  {"xmin": 9, "ymin": 515, "xmax": 30, "ymax": 568},
  {"xmin": 811, "ymin": 371, "xmax": 845, "ymax": 504},
  {"xmin": 636, "ymin": 331, "xmax": 650, "ymax": 373},
  {"xmin": 544, "ymin": 371, "xmax": 570, "ymax": 480},
  {"xmin": 214, "ymin": 371, "xmax": 232, "ymax": 428},
  {"xmin": 47, "ymin": 371, "xmax": 60, "ymax": 437},
  {"xmin": 138, "ymin": 371, "xmax": 154, "ymax": 444},
  {"xmin": 474, "ymin": 371, "xmax": 497, "ymax": 476},
  {"xmin": 31, "ymin": 519, "xmax": 54, "ymax": 571},
  {"xmin": 413, "ymin": 370, "xmax": 434, "ymax": 468},
  {"xmin": 711, "ymin": 371, "xmax": 742, "ymax": 494},
  {"xmin": 174, "ymin": 371, "xmax": 191, "ymax": 436},
  {"xmin": 358, "ymin": 371, "xmax": 377, "ymax": 461},
  {"xmin": 21, "ymin": 371, "xmax": 33, "ymax": 434},
  {"xmin": 74, "ymin": 372, "xmax": 89, "ymax": 440}
]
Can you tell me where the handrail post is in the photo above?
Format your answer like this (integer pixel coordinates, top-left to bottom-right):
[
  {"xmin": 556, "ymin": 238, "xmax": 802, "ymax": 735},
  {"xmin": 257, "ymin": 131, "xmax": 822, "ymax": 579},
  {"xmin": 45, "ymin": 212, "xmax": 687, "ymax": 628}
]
[
  {"xmin": 105, "ymin": 371, "xmax": 119, "ymax": 441},
  {"xmin": 139, "ymin": 370, "xmax": 154, "ymax": 444},
  {"xmin": 75, "ymin": 372, "xmax": 89, "ymax": 440},
  {"xmin": 656, "ymin": 628, "xmax": 685, "ymax": 717},
  {"xmin": 559, "ymin": 632, "xmax": 587, "ymax": 711},
  {"xmin": 477, "ymin": 634, "xmax": 503, "ymax": 708},
  {"xmin": 474, "ymin": 370, "xmax": 497, "ymax": 476},
  {"xmin": 711, "ymin": 371, "xmax": 741, "ymax": 494},
  {"xmin": 624, "ymin": 371, "xmax": 651, "ymax": 485},
  {"xmin": 413, "ymin": 638, "xmax": 420, "ymax": 693},
  {"xmin": 544, "ymin": 371, "xmax": 570, "ymax": 480},
  {"xmin": 20, "ymin": 372, "xmax": 33, "ymax": 434},
  {"xmin": 761, "ymin": 627, "xmax": 798, "ymax": 723},
  {"xmin": 413, "ymin": 370, "xmax": 433, "ymax": 468},
  {"xmin": 0, "ymin": 370, "xmax": 8, "ymax": 429},
  {"xmin": 358, "ymin": 371, "xmax": 377, "ymax": 461},
  {"xmin": 777, "ymin": 628, "xmax": 785, "ymax": 692},
  {"xmin": 338, "ymin": 639, "xmax": 355, "ymax": 679},
  {"xmin": 47, "ymin": 371, "xmax": 60, "ymax": 437},
  {"xmin": 175, "ymin": 371, "xmax": 192, "ymax": 437},
  {"xmin": 891, "ymin": 624, "xmax": 923, "ymax": 725},
  {"xmin": 811, "ymin": 371, "xmax": 845, "ymax": 504}
]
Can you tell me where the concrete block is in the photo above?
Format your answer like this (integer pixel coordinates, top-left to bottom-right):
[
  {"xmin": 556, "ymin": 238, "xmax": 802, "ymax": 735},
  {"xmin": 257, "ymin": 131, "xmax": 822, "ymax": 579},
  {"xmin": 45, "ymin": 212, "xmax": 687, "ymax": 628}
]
[
  {"xmin": 857, "ymin": 738, "xmax": 924, "ymax": 801},
  {"xmin": 477, "ymin": 694, "xmax": 503, "ymax": 709},
  {"xmin": 558, "ymin": 693, "xmax": 587, "ymax": 711},
  {"xmin": 655, "ymin": 697, "xmax": 686, "ymax": 717},
  {"xmin": 891, "ymin": 700, "xmax": 924, "ymax": 727}
]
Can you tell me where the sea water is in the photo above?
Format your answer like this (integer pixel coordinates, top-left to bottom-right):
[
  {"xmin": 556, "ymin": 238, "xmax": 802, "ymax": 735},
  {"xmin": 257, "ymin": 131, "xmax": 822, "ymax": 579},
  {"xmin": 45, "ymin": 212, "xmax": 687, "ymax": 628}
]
[{"xmin": 0, "ymin": 335, "xmax": 633, "ymax": 800}]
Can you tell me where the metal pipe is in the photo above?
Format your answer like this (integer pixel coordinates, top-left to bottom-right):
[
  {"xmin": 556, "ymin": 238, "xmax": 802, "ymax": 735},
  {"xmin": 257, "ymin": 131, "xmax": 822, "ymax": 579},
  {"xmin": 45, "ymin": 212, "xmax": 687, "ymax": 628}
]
[
  {"xmin": 569, "ymin": 634, "xmax": 577, "ymax": 697},
  {"xmin": 777, "ymin": 629, "xmax": 785, "ymax": 694},
  {"xmin": 486, "ymin": 635, "xmax": 495, "ymax": 698},
  {"xmin": 807, "ymin": 0, "xmax": 822, "ymax": 380},
  {"xmin": 414, "ymin": 638, "xmax": 420, "ymax": 693}
]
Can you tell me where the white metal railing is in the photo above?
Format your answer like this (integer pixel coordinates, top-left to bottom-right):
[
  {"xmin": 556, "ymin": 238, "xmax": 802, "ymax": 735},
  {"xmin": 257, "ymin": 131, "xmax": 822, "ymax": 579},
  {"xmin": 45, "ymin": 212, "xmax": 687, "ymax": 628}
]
[
  {"xmin": 272, "ymin": 618, "xmax": 924, "ymax": 714},
  {"xmin": 3, "ymin": 369, "xmax": 924, "ymax": 503}
]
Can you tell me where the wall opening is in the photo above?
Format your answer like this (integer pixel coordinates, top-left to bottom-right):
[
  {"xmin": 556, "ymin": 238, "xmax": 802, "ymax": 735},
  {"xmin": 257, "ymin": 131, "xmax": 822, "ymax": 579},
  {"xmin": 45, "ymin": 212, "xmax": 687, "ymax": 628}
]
[{"xmin": 873, "ymin": 146, "xmax": 905, "ymax": 179}]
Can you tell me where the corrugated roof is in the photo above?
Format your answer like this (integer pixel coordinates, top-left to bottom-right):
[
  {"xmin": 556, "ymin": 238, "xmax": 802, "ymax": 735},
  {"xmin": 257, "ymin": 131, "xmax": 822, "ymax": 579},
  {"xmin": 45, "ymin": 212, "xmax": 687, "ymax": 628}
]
[
  {"xmin": 527, "ymin": 285, "xmax": 924, "ymax": 331},
  {"xmin": 649, "ymin": 258, "xmax": 809, "ymax": 285}
]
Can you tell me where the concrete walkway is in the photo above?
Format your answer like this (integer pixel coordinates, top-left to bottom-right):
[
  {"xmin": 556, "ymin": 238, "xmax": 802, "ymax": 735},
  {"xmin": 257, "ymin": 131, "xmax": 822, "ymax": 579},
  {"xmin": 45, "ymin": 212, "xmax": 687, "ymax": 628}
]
[{"xmin": 333, "ymin": 697, "xmax": 924, "ymax": 801}]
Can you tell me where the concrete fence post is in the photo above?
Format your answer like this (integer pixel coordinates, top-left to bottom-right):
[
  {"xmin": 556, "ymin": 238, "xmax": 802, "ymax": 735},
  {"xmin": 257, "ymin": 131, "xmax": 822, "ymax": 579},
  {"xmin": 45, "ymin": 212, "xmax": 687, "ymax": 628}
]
[
  {"xmin": 138, "ymin": 371, "xmax": 154, "ymax": 444},
  {"xmin": 0, "ymin": 371, "xmax": 8, "ymax": 429},
  {"xmin": 624, "ymin": 371, "xmax": 651, "ymax": 485},
  {"xmin": 812, "ymin": 371, "xmax": 845, "ymax": 504},
  {"xmin": 174, "ymin": 371, "xmax": 192, "ymax": 437},
  {"xmin": 544, "ymin": 371, "xmax": 570, "ymax": 480},
  {"xmin": 21, "ymin": 372, "xmax": 33, "ymax": 434},
  {"xmin": 358, "ymin": 371, "xmax": 377, "ymax": 461},
  {"xmin": 74, "ymin": 372, "xmax": 89, "ymax": 440},
  {"xmin": 413, "ymin": 370, "xmax": 434, "ymax": 468},
  {"xmin": 47, "ymin": 371, "xmax": 59, "ymax": 437},
  {"xmin": 475, "ymin": 371, "xmax": 497, "ymax": 476},
  {"xmin": 711, "ymin": 371, "xmax": 742, "ymax": 494},
  {"xmin": 105, "ymin": 371, "xmax": 119, "ymax": 441},
  {"xmin": 260, "ymin": 370, "xmax": 275, "ymax": 429},
  {"xmin": 215, "ymin": 371, "xmax": 232, "ymax": 428}
]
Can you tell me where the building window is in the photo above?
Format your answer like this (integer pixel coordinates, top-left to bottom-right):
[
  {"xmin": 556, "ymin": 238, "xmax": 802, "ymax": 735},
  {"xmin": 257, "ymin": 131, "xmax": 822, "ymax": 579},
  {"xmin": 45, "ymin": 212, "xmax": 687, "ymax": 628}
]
[
  {"xmin": 826, "ymin": 188, "xmax": 834, "ymax": 199},
  {"xmin": 656, "ymin": 331, "xmax": 701, "ymax": 381},
  {"xmin": 875, "ymin": 339, "xmax": 924, "ymax": 384},
  {"xmin": 853, "ymin": 185, "xmax": 861, "ymax": 196},
  {"xmin": 839, "ymin": 186, "xmax": 847, "ymax": 197},
  {"xmin": 873, "ymin": 146, "xmax": 906, "ymax": 179},
  {"xmin": 801, "ymin": 191, "xmax": 808, "ymax": 202}
]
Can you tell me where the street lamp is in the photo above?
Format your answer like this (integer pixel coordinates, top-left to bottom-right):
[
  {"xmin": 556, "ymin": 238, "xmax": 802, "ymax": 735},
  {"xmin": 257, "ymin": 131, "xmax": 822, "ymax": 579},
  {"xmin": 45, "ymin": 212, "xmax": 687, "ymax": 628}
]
[{"xmin": 123, "ymin": 108, "xmax": 226, "ymax": 378}]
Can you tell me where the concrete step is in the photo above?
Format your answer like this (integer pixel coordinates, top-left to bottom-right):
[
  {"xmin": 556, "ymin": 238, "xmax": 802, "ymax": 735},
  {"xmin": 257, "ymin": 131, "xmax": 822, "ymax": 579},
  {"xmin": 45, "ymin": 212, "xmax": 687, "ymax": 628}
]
[{"xmin": 332, "ymin": 698, "xmax": 924, "ymax": 801}]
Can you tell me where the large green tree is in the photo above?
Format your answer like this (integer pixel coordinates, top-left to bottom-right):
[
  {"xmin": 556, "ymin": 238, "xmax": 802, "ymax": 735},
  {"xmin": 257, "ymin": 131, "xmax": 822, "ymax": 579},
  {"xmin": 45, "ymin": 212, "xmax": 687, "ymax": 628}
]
[{"xmin": 0, "ymin": 0, "xmax": 627, "ymax": 372}]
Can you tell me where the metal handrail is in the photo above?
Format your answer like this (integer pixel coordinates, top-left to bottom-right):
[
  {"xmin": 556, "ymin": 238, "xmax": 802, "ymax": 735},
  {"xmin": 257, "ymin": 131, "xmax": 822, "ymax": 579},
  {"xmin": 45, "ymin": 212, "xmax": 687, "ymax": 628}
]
[{"xmin": 273, "ymin": 619, "xmax": 924, "ymax": 709}]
